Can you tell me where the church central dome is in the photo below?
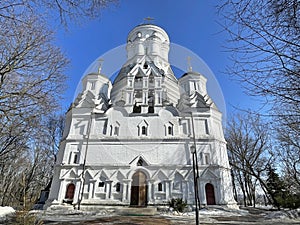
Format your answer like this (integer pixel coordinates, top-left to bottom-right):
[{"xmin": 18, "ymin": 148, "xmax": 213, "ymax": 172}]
[
  {"xmin": 127, "ymin": 24, "xmax": 170, "ymax": 43},
  {"xmin": 126, "ymin": 24, "xmax": 170, "ymax": 63}
]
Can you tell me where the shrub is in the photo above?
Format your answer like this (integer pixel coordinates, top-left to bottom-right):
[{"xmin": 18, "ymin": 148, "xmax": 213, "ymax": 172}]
[
  {"xmin": 14, "ymin": 211, "xmax": 43, "ymax": 225},
  {"xmin": 168, "ymin": 198, "xmax": 187, "ymax": 213}
]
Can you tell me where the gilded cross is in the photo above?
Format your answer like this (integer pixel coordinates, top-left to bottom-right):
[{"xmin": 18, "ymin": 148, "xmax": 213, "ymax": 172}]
[
  {"xmin": 97, "ymin": 58, "xmax": 104, "ymax": 74},
  {"xmin": 187, "ymin": 56, "xmax": 193, "ymax": 72},
  {"xmin": 144, "ymin": 17, "xmax": 154, "ymax": 24}
]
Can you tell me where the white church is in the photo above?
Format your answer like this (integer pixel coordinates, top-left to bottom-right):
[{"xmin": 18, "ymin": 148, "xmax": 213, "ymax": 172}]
[{"xmin": 46, "ymin": 24, "xmax": 236, "ymax": 208}]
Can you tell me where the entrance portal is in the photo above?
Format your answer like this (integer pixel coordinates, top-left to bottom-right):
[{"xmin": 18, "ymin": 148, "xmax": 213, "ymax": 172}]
[
  {"xmin": 205, "ymin": 183, "xmax": 216, "ymax": 205},
  {"xmin": 130, "ymin": 171, "xmax": 147, "ymax": 206}
]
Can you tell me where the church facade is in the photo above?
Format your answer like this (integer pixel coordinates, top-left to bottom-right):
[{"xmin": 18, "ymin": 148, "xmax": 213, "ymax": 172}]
[{"xmin": 46, "ymin": 24, "xmax": 236, "ymax": 208}]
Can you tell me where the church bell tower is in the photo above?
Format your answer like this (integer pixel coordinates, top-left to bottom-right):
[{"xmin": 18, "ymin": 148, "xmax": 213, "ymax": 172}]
[{"xmin": 110, "ymin": 24, "xmax": 180, "ymax": 114}]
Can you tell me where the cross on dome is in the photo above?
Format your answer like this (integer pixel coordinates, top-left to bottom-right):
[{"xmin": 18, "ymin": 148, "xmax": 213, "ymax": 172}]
[{"xmin": 143, "ymin": 17, "xmax": 154, "ymax": 24}]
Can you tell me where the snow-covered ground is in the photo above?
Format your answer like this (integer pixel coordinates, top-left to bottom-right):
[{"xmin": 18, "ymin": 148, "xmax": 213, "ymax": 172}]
[
  {"xmin": 265, "ymin": 209, "xmax": 300, "ymax": 220},
  {"xmin": 2, "ymin": 205, "xmax": 300, "ymax": 224},
  {"xmin": 30, "ymin": 206, "xmax": 299, "ymax": 223},
  {"xmin": 0, "ymin": 206, "xmax": 15, "ymax": 221}
]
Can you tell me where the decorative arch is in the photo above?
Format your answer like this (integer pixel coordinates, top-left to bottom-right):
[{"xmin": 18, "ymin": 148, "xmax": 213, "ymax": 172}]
[
  {"xmin": 152, "ymin": 169, "xmax": 168, "ymax": 181},
  {"xmin": 129, "ymin": 155, "xmax": 150, "ymax": 167},
  {"xmin": 127, "ymin": 167, "xmax": 151, "ymax": 180},
  {"xmin": 173, "ymin": 172, "xmax": 184, "ymax": 191},
  {"xmin": 84, "ymin": 170, "xmax": 94, "ymax": 180},
  {"xmin": 98, "ymin": 169, "xmax": 109, "ymax": 179},
  {"xmin": 105, "ymin": 106, "xmax": 129, "ymax": 117},
  {"xmin": 130, "ymin": 170, "xmax": 148, "ymax": 206},
  {"xmin": 110, "ymin": 170, "xmax": 126, "ymax": 181}
]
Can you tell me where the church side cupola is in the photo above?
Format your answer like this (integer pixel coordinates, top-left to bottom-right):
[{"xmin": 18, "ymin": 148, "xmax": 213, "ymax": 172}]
[
  {"xmin": 82, "ymin": 72, "xmax": 111, "ymax": 99},
  {"xmin": 177, "ymin": 71, "xmax": 215, "ymax": 112},
  {"xmin": 178, "ymin": 71, "xmax": 207, "ymax": 96},
  {"xmin": 73, "ymin": 71, "xmax": 112, "ymax": 111}
]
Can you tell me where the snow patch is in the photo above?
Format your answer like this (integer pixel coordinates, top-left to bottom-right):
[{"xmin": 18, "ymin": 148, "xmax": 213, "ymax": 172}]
[
  {"xmin": 0, "ymin": 206, "xmax": 15, "ymax": 220},
  {"xmin": 159, "ymin": 206, "xmax": 249, "ymax": 218},
  {"xmin": 265, "ymin": 210, "xmax": 300, "ymax": 220}
]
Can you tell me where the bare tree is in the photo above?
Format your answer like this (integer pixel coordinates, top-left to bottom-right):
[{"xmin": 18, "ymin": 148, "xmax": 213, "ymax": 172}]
[
  {"xmin": 225, "ymin": 112, "xmax": 273, "ymax": 207},
  {"xmin": 218, "ymin": 0, "xmax": 300, "ymax": 203},
  {"xmin": 0, "ymin": 0, "xmax": 116, "ymax": 208},
  {"xmin": 218, "ymin": 0, "xmax": 300, "ymax": 114},
  {"xmin": 0, "ymin": 114, "xmax": 65, "ymax": 208},
  {"xmin": 275, "ymin": 114, "xmax": 300, "ymax": 191},
  {"xmin": 1, "ymin": 0, "xmax": 118, "ymax": 28},
  {"xmin": 0, "ymin": 10, "xmax": 68, "ymax": 156}
]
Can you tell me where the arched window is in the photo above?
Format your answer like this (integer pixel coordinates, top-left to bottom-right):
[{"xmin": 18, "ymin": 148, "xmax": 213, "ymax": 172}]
[
  {"xmin": 114, "ymin": 126, "xmax": 119, "ymax": 136},
  {"xmin": 116, "ymin": 182, "xmax": 121, "ymax": 192},
  {"xmin": 165, "ymin": 122, "xmax": 174, "ymax": 136},
  {"xmin": 158, "ymin": 182, "xmax": 163, "ymax": 192},
  {"xmin": 133, "ymin": 102, "xmax": 141, "ymax": 113},
  {"xmin": 138, "ymin": 120, "xmax": 148, "ymax": 136},
  {"xmin": 141, "ymin": 126, "xmax": 147, "ymax": 135},
  {"xmin": 168, "ymin": 126, "xmax": 173, "ymax": 135}
]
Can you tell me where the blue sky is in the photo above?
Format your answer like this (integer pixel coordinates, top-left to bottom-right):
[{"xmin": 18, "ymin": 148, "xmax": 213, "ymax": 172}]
[{"xmin": 56, "ymin": 0, "xmax": 257, "ymax": 118}]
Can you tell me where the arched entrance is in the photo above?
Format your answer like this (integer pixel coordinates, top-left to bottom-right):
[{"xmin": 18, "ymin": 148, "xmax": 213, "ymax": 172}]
[
  {"xmin": 65, "ymin": 183, "xmax": 75, "ymax": 203},
  {"xmin": 205, "ymin": 183, "xmax": 216, "ymax": 205},
  {"xmin": 130, "ymin": 171, "xmax": 148, "ymax": 206}
]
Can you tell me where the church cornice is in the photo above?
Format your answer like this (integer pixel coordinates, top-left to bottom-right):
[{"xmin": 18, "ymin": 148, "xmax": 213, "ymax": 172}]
[{"xmin": 62, "ymin": 136, "xmax": 224, "ymax": 144}]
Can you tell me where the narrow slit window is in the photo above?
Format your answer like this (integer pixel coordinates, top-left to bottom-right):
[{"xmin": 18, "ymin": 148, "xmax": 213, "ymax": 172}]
[
  {"xmin": 205, "ymin": 153, "xmax": 210, "ymax": 165},
  {"xmin": 91, "ymin": 81, "xmax": 96, "ymax": 90},
  {"xmin": 116, "ymin": 182, "xmax": 121, "ymax": 192},
  {"xmin": 73, "ymin": 153, "xmax": 78, "ymax": 164},
  {"xmin": 110, "ymin": 125, "xmax": 113, "ymax": 136}
]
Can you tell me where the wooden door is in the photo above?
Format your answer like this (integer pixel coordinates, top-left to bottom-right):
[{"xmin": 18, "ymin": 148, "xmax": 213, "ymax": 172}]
[
  {"xmin": 130, "ymin": 171, "xmax": 147, "ymax": 206},
  {"xmin": 205, "ymin": 183, "xmax": 216, "ymax": 205},
  {"xmin": 65, "ymin": 183, "xmax": 75, "ymax": 200}
]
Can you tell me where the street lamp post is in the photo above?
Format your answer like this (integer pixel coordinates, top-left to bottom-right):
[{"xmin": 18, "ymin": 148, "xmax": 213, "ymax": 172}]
[
  {"xmin": 190, "ymin": 112, "xmax": 201, "ymax": 224},
  {"xmin": 77, "ymin": 112, "xmax": 93, "ymax": 210},
  {"xmin": 190, "ymin": 145, "xmax": 199, "ymax": 225}
]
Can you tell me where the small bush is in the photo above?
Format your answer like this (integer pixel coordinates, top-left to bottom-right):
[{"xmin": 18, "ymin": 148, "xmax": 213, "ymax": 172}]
[
  {"xmin": 275, "ymin": 193, "xmax": 300, "ymax": 209},
  {"xmin": 168, "ymin": 198, "xmax": 187, "ymax": 213},
  {"xmin": 14, "ymin": 211, "xmax": 43, "ymax": 225}
]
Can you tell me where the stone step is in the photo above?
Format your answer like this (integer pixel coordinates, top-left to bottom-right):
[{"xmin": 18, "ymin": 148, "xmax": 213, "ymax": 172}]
[{"xmin": 117, "ymin": 207, "xmax": 157, "ymax": 216}]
